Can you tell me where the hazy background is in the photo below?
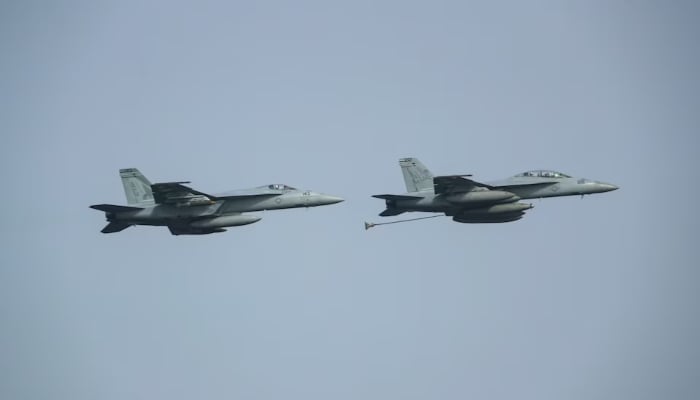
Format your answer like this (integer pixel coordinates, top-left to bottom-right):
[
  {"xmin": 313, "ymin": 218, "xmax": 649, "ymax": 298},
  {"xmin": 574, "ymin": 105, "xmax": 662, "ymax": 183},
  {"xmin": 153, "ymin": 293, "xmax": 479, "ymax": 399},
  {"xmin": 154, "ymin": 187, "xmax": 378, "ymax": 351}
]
[{"xmin": 2, "ymin": 1, "xmax": 698, "ymax": 399}]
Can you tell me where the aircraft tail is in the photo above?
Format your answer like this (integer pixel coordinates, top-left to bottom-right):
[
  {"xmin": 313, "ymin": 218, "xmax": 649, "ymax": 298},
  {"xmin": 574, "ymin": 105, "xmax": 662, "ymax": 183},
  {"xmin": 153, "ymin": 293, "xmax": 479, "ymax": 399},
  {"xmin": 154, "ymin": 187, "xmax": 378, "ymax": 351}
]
[
  {"xmin": 120, "ymin": 168, "xmax": 155, "ymax": 205},
  {"xmin": 101, "ymin": 221, "xmax": 132, "ymax": 233},
  {"xmin": 399, "ymin": 158, "xmax": 434, "ymax": 192},
  {"xmin": 90, "ymin": 204, "xmax": 144, "ymax": 213}
]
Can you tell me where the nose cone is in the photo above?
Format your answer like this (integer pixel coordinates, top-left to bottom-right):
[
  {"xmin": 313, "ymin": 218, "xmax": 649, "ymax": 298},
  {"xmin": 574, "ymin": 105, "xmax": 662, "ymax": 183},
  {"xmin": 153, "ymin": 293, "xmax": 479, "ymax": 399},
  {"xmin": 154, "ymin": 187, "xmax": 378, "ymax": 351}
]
[
  {"xmin": 598, "ymin": 182, "xmax": 619, "ymax": 193},
  {"xmin": 319, "ymin": 194, "xmax": 344, "ymax": 205}
]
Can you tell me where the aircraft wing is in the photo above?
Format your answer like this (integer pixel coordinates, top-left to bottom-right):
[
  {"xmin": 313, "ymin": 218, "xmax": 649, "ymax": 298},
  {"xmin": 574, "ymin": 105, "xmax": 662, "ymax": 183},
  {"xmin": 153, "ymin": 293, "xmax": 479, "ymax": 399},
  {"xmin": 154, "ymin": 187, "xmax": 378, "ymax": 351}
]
[
  {"xmin": 151, "ymin": 182, "xmax": 218, "ymax": 205},
  {"xmin": 215, "ymin": 193, "xmax": 281, "ymax": 201},
  {"xmin": 433, "ymin": 175, "xmax": 494, "ymax": 195}
]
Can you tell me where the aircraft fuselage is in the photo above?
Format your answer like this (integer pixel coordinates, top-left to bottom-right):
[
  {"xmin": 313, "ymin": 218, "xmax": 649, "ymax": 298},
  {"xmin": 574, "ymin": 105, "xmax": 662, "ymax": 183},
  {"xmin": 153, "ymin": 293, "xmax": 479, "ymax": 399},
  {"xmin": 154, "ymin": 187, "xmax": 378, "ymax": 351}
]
[{"xmin": 373, "ymin": 159, "xmax": 618, "ymax": 223}]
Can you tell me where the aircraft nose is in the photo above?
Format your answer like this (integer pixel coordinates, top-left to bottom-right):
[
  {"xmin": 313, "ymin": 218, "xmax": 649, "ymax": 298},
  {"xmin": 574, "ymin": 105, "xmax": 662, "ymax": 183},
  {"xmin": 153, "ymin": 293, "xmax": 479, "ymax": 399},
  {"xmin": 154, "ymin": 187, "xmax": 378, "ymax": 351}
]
[
  {"xmin": 320, "ymin": 195, "xmax": 344, "ymax": 205},
  {"xmin": 599, "ymin": 182, "xmax": 619, "ymax": 192}
]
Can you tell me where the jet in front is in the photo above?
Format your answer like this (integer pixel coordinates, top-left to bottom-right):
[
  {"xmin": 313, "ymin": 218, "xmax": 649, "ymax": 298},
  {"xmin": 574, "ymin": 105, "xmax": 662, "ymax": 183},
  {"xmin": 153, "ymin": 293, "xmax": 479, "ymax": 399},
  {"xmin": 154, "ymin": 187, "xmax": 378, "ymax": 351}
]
[
  {"xmin": 372, "ymin": 158, "xmax": 617, "ymax": 224},
  {"xmin": 91, "ymin": 168, "xmax": 343, "ymax": 235}
]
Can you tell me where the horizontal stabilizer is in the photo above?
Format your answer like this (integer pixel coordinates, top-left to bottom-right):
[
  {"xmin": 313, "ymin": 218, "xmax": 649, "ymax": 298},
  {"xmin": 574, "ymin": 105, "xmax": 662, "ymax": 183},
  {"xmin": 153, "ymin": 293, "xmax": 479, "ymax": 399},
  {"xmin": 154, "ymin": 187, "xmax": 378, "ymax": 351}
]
[
  {"xmin": 379, "ymin": 209, "xmax": 406, "ymax": 217},
  {"xmin": 90, "ymin": 204, "xmax": 144, "ymax": 213},
  {"xmin": 372, "ymin": 194, "xmax": 422, "ymax": 200},
  {"xmin": 101, "ymin": 221, "xmax": 132, "ymax": 233}
]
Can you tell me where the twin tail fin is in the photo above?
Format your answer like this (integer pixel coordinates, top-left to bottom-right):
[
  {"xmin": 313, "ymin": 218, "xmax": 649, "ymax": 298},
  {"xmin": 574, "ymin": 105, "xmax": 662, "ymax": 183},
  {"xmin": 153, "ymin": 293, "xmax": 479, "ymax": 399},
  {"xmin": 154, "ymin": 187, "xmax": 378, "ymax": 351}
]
[{"xmin": 399, "ymin": 158, "xmax": 434, "ymax": 192}]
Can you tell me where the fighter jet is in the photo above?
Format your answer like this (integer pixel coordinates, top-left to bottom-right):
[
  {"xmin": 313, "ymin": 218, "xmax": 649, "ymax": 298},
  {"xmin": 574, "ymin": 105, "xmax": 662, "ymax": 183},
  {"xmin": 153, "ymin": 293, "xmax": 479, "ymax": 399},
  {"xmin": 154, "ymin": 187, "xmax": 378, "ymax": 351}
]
[
  {"xmin": 371, "ymin": 158, "xmax": 618, "ymax": 224},
  {"xmin": 91, "ymin": 168, "xmax": 344, "ymax": 235}
]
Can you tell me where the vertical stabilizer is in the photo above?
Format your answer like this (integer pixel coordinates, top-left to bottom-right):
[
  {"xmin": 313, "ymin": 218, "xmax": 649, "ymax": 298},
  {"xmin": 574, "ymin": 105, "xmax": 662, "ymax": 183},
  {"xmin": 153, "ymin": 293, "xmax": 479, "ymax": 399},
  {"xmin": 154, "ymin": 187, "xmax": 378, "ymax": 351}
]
[
  {"xmin": 119, "ymin": 168, "xmax": 154, "ymax": 205},
  {"xmin": 399, "ymin": 158, "xmax": 434, "ymax": 192}
]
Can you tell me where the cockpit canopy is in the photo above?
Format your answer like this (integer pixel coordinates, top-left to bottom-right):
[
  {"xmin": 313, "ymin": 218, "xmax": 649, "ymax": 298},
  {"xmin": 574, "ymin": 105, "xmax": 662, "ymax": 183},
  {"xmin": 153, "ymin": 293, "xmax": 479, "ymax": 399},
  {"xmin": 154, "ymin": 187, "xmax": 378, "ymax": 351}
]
[
  {"xmin": 515, "ymin": 170, "xmax": 571, "ymax": 178},
  {"xmin": 267, "ymin": 184, "xmax": 296, "ymax": 191}
]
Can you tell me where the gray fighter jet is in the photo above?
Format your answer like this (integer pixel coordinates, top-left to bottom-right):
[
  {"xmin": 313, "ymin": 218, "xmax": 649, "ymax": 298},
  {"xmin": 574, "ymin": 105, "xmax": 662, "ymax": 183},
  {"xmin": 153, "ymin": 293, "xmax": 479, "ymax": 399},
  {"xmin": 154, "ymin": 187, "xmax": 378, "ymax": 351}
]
[
  {"xmin": 372, "ymin": 158, "xmax": 618, "ymax": 224},
  {"xmin": 91, "ymin": 168, "xmax": 344, "ymax": 235}
]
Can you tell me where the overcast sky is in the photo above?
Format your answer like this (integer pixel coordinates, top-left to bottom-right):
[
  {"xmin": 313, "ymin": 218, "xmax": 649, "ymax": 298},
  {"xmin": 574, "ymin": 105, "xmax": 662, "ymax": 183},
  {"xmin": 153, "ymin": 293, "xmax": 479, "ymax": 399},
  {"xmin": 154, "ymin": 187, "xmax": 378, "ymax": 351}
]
[{"xmin": 1, "ymin": 1, "xmax": 698, "ymax": 399}]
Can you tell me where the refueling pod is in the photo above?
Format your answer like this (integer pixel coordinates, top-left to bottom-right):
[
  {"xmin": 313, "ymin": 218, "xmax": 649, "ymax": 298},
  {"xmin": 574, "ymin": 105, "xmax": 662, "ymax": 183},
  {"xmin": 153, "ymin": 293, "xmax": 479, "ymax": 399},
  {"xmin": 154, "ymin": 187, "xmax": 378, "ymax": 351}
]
[
  {"xmin": 458, "ymin": 202, "xmax": 533, "ymax": 216},
  {"xmin": 453, "ymin": 212, "xmax": 525, "ymax": 224}
]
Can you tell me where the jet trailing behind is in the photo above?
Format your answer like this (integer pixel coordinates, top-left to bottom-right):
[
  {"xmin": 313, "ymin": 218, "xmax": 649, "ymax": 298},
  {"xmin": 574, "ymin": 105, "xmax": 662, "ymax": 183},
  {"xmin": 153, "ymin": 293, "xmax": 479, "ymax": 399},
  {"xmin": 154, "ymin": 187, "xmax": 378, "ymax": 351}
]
[
  {"xmin": 91, "ymin": 168, "xmax": 343, "ymax": 235},
  {"xmin": 372, "ymin": 158, "xmax": 618, "ymax": 224}
]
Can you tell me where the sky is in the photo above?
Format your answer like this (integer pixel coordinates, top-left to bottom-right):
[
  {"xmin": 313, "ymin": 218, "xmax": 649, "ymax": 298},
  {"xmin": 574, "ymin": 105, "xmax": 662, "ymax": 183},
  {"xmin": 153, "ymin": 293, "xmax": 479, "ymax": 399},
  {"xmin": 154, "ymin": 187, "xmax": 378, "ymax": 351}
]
[{"xmin": 1, "ymin": 1, "xmax": 699, "ymax": 399}]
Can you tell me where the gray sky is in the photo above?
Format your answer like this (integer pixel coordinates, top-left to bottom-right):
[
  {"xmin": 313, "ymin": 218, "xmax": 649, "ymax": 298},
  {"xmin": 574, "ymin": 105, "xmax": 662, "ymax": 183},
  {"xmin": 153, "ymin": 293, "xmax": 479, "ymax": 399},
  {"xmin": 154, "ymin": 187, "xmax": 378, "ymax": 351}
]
[{"xmin": 2, "ymin": 1, "xmax": 698, "ymax": 399}]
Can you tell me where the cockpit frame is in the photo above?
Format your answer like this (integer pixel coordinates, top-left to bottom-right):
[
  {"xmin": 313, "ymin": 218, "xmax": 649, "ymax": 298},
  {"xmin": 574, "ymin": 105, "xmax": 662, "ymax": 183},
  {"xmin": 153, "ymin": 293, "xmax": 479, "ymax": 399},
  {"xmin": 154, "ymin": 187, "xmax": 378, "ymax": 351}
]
[{"xmin": 267, "ymin": 184, "xmax": 297, "ymax": 191}]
